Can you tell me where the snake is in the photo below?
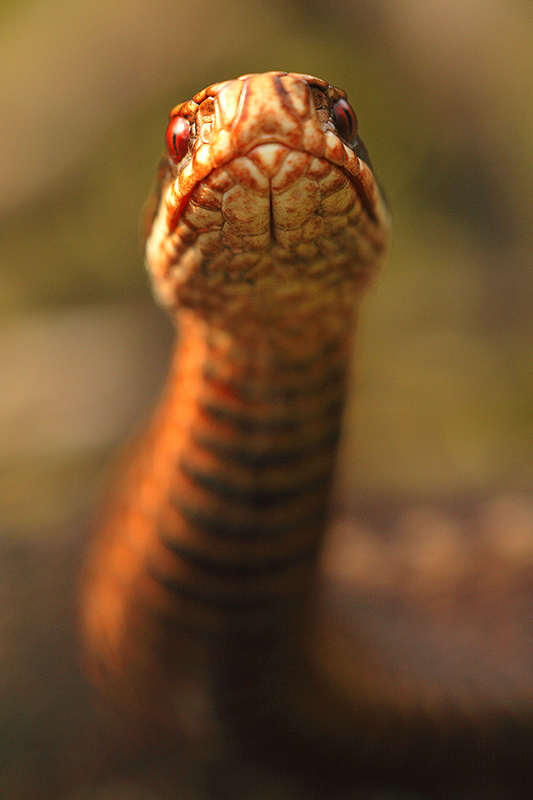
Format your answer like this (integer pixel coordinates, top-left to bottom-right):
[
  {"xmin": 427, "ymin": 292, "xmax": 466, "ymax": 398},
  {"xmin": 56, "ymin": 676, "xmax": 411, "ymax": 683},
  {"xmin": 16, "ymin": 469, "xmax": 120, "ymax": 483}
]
[{"xmin": 80, "ymin": 72, "xmax": 533, "ymax": 796}]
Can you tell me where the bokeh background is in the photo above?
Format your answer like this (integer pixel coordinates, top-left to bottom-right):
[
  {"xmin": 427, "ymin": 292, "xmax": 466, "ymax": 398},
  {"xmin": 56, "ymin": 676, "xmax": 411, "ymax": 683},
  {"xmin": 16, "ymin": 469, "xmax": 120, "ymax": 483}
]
[
  {"xmin": 2, "ymin": 0, "xmax": 533, "ymax": 539},
  {"xmin": 1, "ymin": 0, "xmax": 533, "ymax": 796}
]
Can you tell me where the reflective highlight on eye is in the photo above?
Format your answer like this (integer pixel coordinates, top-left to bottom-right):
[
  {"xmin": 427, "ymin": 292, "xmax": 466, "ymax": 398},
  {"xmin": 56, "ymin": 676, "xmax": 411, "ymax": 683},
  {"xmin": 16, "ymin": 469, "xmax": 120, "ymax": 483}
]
[
  {"xmin": 166, "ymin": 115, "xmax": 191, "ymax": 163},
  {"xmin": 331, "ymin": 98, "xmax": 358, "ymax": 146}
]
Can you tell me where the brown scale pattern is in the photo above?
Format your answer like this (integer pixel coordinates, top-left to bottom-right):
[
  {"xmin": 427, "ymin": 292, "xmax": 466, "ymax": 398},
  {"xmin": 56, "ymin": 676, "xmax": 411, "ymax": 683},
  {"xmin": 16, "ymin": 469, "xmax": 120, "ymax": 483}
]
[{"xmin": 75, "ymin": 72, "xmax": 533, "ymax": 799}]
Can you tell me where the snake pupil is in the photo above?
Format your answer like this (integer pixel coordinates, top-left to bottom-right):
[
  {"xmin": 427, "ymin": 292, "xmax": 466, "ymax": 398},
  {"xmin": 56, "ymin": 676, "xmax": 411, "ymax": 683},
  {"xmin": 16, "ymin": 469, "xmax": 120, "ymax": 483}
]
[
  {"xmin": 166, "ymin": 115, "xmax": 190, "ymax": 163},
  {"xmin": 331, "ymin": 98, "xmax": 357, "ymax": 146}
]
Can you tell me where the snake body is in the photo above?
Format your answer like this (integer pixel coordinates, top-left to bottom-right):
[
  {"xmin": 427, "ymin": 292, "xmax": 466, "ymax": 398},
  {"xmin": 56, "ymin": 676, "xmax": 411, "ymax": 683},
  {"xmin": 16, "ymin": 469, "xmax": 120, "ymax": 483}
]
[{"xmin": 80, "ymin": 73, "xmax": 533, "ymax": 795}]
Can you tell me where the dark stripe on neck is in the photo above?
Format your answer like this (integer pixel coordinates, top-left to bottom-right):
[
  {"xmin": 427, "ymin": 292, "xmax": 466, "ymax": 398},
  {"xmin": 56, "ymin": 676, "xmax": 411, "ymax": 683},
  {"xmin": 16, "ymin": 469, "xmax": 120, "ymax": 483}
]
[
  {"xmin": 198, "ymin": 398, "xmax": 344, "ymax": 433},
  {"xmin": 191, "ymin": 427, "xmax": 340, "ymax": 469},
  {"xmin": 172, "ymin": 500, "xmax": 327, "ymax": 540},
  {"xmin": 145, "ymin": 565, "xmax": 307, "ymax": 611},
  {"xmin": 201, "ymin": 362, "xmax": 346, "ymax": 402},
  {"xmin": 179, "ymin": 459, "xmax": 331, "ymax": 507},
  {"xmin": 157, "ymin": 535, "xmax": 318, "ymax": 577}
]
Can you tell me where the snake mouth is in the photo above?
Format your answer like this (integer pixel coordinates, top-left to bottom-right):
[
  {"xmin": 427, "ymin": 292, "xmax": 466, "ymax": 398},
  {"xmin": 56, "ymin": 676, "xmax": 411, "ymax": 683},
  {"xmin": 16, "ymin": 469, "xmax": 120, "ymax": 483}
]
[
  {"xmin": 344, "ymin": 166, "xmax": 378, "ymax": 224},
  {"xmin": 163, "ymin": 143, "xmax": 380, "ymax": 237},
  {"xmin": 150, "ymin": 72, "xmax": 389, "ymax": 243},
  {"xmin": 145, "ymin": 74, "xmax": 389, "ymax": 318},
  {"xmin": 168, "ymin": 186, "xmax": 193, "ymax": 231}
]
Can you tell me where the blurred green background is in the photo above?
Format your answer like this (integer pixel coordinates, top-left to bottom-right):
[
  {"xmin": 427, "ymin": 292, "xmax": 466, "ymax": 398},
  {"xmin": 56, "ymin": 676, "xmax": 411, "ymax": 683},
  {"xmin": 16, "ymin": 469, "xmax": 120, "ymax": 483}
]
[
  {"xmin": 1, "ymin": 0, "xmax": 533, "ymax": 537},
  {"xmin": 1, "ymin": 1, "xmax": 533, "ymax": 798}
]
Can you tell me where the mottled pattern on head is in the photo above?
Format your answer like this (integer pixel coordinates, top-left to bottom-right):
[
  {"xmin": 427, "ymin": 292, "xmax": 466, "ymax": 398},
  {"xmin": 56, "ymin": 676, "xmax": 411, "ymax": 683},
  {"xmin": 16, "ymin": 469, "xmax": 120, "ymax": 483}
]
[{"xmin": 145, "ymin": 72, "xmax": 389, "ymax": 338}]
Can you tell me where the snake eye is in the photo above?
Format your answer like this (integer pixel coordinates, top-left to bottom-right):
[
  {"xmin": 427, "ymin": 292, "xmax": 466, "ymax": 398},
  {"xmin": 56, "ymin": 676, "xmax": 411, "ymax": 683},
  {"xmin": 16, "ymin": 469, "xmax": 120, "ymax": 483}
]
[
  {"xmin": 166, "ymin": 115, "xmax": 191, "ymax": 163},
  {"xmin": 331, "ymin": 98, "xmax": 358, "ymax": 146}
]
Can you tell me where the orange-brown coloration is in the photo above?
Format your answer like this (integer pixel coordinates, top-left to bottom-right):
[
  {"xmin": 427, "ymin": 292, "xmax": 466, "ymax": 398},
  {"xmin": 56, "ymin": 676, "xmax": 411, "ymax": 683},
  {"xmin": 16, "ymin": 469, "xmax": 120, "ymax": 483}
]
[{"xmin": 80, "ymin": 73, "xmax": 533, "ymax": 795}]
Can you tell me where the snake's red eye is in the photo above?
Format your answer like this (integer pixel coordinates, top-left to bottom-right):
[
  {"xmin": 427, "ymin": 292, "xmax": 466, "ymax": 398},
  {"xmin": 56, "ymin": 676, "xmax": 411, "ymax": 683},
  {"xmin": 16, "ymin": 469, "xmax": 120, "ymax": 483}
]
[
  {"xmin": 331, "ymin": 98, "xmax": 358, "ymax": 146},
  {"xmin": 166, "ymin": 115, "xmax": 190, "ymax": 163}
]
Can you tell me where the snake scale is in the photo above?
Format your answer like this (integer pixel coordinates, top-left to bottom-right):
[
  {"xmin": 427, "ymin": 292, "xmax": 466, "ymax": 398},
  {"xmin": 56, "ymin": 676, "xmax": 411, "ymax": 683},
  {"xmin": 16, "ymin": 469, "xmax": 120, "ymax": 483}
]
[{"xmin": 78, "ymin": 72, "xmax": 533, "ymax": 797}]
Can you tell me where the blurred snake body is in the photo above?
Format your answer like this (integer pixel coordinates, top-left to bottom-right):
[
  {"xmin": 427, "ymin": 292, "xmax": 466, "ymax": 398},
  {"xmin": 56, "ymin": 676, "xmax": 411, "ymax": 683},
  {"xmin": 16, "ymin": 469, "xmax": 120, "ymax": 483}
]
[{"xmin": 80, "ymin": 72, "xmax": 533, "ymax": 793}]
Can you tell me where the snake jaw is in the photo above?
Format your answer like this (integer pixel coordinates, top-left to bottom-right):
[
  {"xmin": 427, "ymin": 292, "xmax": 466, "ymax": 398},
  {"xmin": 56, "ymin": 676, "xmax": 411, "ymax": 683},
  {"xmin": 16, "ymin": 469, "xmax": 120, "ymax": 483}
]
[
  {"xmin": 145, "ymin": 73, "xmax": 389, "ymax": 324},
  {"xmin": 162, "ymin": 73, "xmax": 385, "ymax": 228}
]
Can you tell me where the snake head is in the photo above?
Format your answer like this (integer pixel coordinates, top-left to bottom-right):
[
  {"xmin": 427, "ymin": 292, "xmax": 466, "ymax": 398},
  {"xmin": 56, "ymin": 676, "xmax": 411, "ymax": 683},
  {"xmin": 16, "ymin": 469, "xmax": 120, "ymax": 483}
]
[{"xmin": 144, "ymin": 72, "xmax": 389, "ymax": 330}]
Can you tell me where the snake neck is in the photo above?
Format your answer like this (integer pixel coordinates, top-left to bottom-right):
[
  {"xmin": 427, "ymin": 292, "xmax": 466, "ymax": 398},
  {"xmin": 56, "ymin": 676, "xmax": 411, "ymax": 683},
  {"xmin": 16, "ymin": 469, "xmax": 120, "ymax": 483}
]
[{"xmin": 81, "ymin": 307, "xmax": 355, "ymax": 725}]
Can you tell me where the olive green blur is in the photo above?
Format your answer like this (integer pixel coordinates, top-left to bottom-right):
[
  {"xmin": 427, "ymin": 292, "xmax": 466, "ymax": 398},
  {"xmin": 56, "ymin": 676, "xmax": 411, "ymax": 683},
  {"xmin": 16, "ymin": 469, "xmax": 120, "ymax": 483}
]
[{"xmin": 0, "ymin": 1, "xmax": 532, "ymax": 798}]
